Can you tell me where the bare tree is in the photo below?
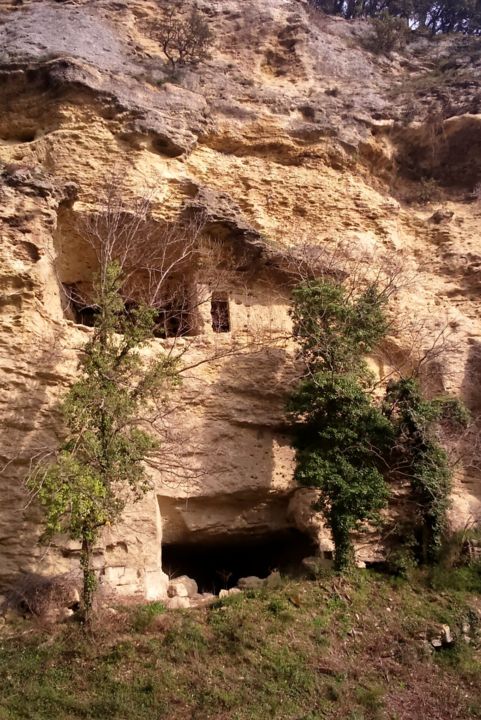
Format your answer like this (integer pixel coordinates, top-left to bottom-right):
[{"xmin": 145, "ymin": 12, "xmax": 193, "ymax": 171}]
[
  {"xmin": 55, "ymin": 179, "xmax": 267, "ymax": 473},
  {"xmin": 279, "ymin": 237, "xmax": 409, "ymax": 299}
]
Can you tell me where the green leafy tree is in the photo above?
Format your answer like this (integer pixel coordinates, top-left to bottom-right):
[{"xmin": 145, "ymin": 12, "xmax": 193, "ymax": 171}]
[
  {"xmin": 289, "ymin": 280, "xmax": 393, "ymax": 570},
  {"xmin": 309, "ymin": 0, "xmax": 481, "ymax": 34},
  {"xmin": 28, "ymin": 260, "xmax": 180, "ymax": 621},
  {"xmin": 289, "ymin": 282, "xmax": 389, "ymax": 374},
  {"xmin": 291, "ymin": 373, "xmax": 393, "ymax": 568},
  {"xmin": 26, "ymin": 184, "xmax": 209, "ymax": 623},
  {"xmin": 288, "ymin": 256, "xmax": 468, "ymax": 569},
  {"xmin": 363, "ymin": 12, "xmax": 410, "ymax": 54}
]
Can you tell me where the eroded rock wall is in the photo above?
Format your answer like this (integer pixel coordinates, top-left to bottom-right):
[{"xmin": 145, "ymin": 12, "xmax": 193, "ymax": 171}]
[{"xmin": 1, "ymin": 0, "xmax": 481, "ymax": 597}]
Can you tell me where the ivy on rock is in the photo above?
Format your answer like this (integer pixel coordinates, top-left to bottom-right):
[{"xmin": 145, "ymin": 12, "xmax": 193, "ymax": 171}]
[
  {"xmin": 288, "ymin": 278, "xmax": 468, "ymax": 570},
  {"xmin": 384, "ymin": 377, "xmax": 469, "ymax": 563},
  {"xmin": 289, "ymin": 280, "xmax": 392, "ymax": 570}
]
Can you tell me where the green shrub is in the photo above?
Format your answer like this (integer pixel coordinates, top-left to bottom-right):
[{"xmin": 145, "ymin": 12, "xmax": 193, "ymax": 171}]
[
  {"xmin": 356, "ymin": 682, "xmax": 385, "ymax": 714},
  {"xmin": 289, "ymin": 277, "xmax": 467, "ymax": 570},
  {"xmin": 428, "ymin": 565, "xmax": 481, "ymax": 593},
  {"xmin": 416, "ymin": 177, "xmax": 442, "ymax": 204},
  {"xmin": 266, "ymin": 597, "xmax": 292, "ymax": 621},
  {"xmin": 362, "ymin": 12, "xmax": 409, "ymax": 55},
  {"xmin": 386, "ymin": 541, "xmax": 418, "ymax": 578}
]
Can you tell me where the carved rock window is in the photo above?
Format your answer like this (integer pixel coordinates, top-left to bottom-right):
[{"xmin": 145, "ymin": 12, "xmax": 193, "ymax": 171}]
[{"xmin": 211, "ymin": 294, "xmax": 230, "ymax": 333}]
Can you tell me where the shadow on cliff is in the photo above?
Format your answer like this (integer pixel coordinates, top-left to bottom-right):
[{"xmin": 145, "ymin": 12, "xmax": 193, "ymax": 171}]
[
  {"xmin": 157, "ymin": 341, "xmax": 315, "ymax": 590},
  {"xmin": 199, "ymin": 342, "xmax": 294, "ymax": 495}
]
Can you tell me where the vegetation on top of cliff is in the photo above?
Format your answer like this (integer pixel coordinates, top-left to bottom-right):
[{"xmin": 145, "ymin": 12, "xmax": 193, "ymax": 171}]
[
  {"xmin": 1, "ymin": 570, "xmax": 481, "ymax": 719},
  {"xmin": 361, "ymin": 12, "xmax": 411, "ymax": 53},
  {"xmin": 309, "ymin": 0, "xmax": 481, "ymax": 35}
]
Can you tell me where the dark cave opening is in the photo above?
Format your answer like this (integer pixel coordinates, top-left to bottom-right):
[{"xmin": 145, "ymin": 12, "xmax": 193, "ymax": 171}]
[{"xmin": 161, "ymin": 529, "xmax": 317, "ymax": 594}]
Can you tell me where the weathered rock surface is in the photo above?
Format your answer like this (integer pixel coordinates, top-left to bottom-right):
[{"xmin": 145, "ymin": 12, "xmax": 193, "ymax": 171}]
[
  {"xmin": 237, "ymin": 572, "xmax": 281, "ymax": 590},
  {"xmin": 430, "ymin": 624, "xmax": 455, "ymax": 649},
  {"xmin": 0, "ymin": 0, "xmax": 480, "ymax": 599},
  {"xmin": 1, "ymin": 572, "xmax": 80, "ymax": 622},
  {"xmin": 237, "ymin": 576, "xmax": 267, "ymax": 590}
]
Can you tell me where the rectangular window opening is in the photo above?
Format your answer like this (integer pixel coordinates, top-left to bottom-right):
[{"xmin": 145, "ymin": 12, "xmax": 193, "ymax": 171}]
[
  {"xmin": 211, "ymin": 295, "xmax": 230, "ymax": 333},
  {"xmin": 75, "ymin": 305, "xmax": 98, "ymax": 327}
]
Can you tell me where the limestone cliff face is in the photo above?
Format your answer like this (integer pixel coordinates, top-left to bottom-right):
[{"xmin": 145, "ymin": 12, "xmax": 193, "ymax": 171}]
[{"xmin": 1, "ymin": 0, "xmax": 480, "ymax": 598}]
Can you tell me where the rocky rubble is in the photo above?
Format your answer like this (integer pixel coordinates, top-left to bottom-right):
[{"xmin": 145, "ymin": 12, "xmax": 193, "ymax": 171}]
[
  {"xmin": 165, "ymin": 575, "xmax": 215, "ymax": 609},
  {"xmin": 164, "ymin": 571, "xmax": 284, "ymax": 609}
]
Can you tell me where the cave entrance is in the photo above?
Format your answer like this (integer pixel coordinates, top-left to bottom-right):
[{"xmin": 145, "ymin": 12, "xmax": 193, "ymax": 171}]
[
  {"xmin": 161, "ymin": 529, "xmax": 317, "ymax": 594},
  {"xmin": 62, "ymin": 283, "xmax": 99, "ymax": 327},
  {"xmin": 152, "ymin": 296, "xmax": 198, "ymax": 338}
]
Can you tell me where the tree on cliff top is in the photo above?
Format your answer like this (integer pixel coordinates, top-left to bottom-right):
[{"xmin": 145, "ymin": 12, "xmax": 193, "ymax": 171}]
[{"xmin": 309, "ymin": 0, "xmax": 481, "ymax": 35}]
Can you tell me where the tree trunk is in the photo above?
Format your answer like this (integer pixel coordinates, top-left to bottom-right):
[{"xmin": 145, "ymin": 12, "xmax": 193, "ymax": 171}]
[
  {"xmin": 80, "ymin": 535, "xmax": 96, "ymax": 626},
  {"xmin": 332, "ymin": 523, "xmax": 354, "ymax": 571}
]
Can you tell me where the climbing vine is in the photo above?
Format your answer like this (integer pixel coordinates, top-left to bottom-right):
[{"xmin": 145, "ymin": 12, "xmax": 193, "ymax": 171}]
[
  {"xmin": 289, "ymin": 280, "xmax": 393, "ymax": 570},
  {"xmin": 383, "ymin": 378, "xmax": 469, "ymax": 563},
  {"xmin": 289, "ymin": 278, "xmax": 468, "ymax": 570}
]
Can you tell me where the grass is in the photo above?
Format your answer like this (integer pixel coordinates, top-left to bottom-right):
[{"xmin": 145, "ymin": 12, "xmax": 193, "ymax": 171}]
[
  {"xmin": 0, "ymin": 571, "xmax": 481, "ymax": 719},
  {"xmin": 130, "ymin": 601, "xmax": 165, "ymax": 632}
]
